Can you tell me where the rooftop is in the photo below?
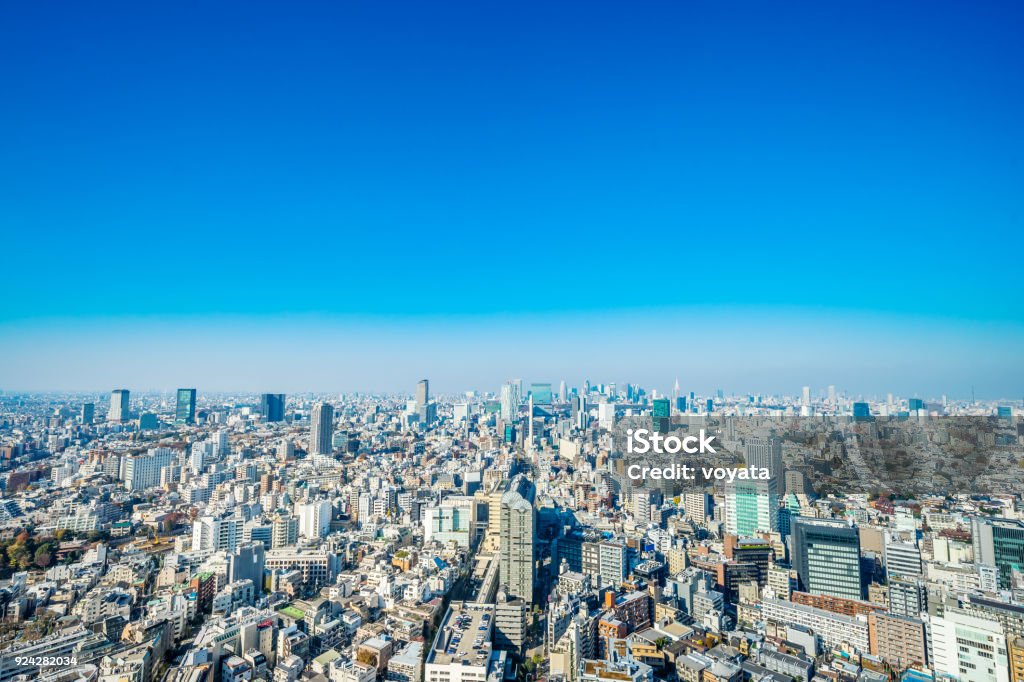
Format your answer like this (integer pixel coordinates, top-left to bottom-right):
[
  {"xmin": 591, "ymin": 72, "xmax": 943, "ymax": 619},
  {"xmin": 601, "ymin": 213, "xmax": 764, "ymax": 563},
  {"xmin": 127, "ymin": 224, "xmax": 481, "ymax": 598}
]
[{"xmin": 426, "ymin": 602, "xmax": 495, "ymax": 668}]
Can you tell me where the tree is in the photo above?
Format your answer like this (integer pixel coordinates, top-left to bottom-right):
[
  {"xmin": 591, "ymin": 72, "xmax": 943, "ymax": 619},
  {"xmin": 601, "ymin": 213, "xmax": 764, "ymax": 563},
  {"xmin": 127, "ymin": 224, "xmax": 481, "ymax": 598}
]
[
  {"xmin": 34, "ymin": 545, "xmax": 53, "ymax": 568},
  {"xmin": 7, "ymin": 544, "xmax": 31, "ymax": 571}
]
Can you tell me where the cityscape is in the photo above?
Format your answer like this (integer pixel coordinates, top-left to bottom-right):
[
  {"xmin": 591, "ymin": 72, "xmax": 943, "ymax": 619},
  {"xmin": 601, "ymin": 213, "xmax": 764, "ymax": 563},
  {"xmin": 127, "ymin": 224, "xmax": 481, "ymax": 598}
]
[
  {"xmin": 0, "ymin": 383, "xmax": 1021, "ymax": 682},
  {"xmin": 3, "ymin": 2, "xmax": 1024, "ymax": 682}
]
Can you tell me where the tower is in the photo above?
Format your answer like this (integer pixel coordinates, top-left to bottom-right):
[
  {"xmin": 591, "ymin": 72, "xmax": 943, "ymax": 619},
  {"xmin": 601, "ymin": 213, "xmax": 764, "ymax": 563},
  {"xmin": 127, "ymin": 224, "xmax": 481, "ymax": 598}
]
[
  {"xmin": 175, "ymin": 388, "xmax": 197, "ymax": 425},
  {"xmin": 500, "ymin": 475, "xmax": 536, "ymax": 603},
  {"xmin": 310, "ymin": 403, "xmax": 334, "ymax": 456},
  {"xmin": 109, "ymin": 389, "xmax": 130, "ymax": 422},
  {"xmin": 416, "ymin": 379, "xmax": 433, "ymax": 425}
]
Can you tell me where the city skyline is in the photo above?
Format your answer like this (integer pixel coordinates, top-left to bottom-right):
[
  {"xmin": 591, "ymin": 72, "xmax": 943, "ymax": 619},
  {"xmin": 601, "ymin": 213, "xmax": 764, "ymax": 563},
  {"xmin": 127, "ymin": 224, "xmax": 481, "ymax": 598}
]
[
  {"xmin": 1, "ymin": 307, "xmax": 1021, "ymax": 397},
  {"xmin": 4, "ymin": 3, "xmax": 1024, "ymax": 680}
]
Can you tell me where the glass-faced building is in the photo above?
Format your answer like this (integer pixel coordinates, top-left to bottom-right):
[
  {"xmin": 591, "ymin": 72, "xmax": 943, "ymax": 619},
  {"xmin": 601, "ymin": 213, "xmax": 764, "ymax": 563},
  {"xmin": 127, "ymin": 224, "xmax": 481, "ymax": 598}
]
[
  {"xmin": 175, "ymin": 388, "xmax": 197, "ymax": 424},
  {"xmin": 791, "ymin": 517, "xmax": 863, "ymax": 600}
]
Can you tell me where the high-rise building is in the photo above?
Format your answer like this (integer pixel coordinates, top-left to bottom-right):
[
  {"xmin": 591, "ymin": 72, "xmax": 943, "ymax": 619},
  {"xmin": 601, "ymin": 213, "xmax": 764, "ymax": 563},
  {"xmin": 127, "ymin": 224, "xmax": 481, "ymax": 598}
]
[
  {"xmin": 852, "ymin": 402, "xmax": 871, "ymax": 420},
  {"xmin": 529, "ymin": 383, "xmax": 553, "ymax": 405},
  {"xmin": 930, "ymin": 609, "xmax": 1010, "ymax": 682},
  {"xmin": 310, "ymin": 403, "xmax": 334, "ymax": 456},
  {"xmin": 295, "ymin": 499, "xmax": 332, "ymax": 539},
  {"xmin": 193, "ymin": 514, "xmax": 243, "ymax": 553},
  {"xmin": 801, "ymin": 386, "xmax": 811, "ymax": 406},
  {"xmin": 570, "ymin": 394, "xmax": 586, "ymax": 430},
  {"xmin": 123, "ymin": 447, "xmax": 174, "ymax": 491},
  {"xmin": 260, "ymin": 393, "xmax": 286, "ymax": 422},
  {"xmin": 80, "ymin": 402, "xmax": 95, "ymax": 425},
  {"xmin": 230, "ymin": 542, "xmax": 266, "ymax": 596},
  {"xmin": 176, "ymin": 388, "xmax": 197, "ymax": 424},
  {"xmin": 416, "ymin": 379, "xmax": 434, "ymax": 425},
  {"xmin": 500, "ymin": 382, "xmax": 520, "ymax": 422},
  {"xmin": 791, "ymin": 517, "xmax": 863, "ymax": 600},
  {"xmin": 745, "ymin": 436, "xmax": 783, "ymax": 481},
  {"xmin": 725, "ymin": 478, "xmax": 778, "ymax": 536},
  {"xmin": 684, "ymin": 492, "xmax": 712, "ymax": 523},
  {"xmin": 272, "ymin": 515, "xmax": 299, "ymax": 548},
  {"xmin": 884, "ymin": 532, "xmax": 923, "ymax": 579},
  {"xmin": 598, "ymin": 542, "xmax": 628, "ymax": 583},
  {"xmin": 109, "ymin": 389, "xmax": 130, "ymax": 422},
  {"xmin": 652, "ymin": 398, "xmax": 671, "ymax": 434},
  {"xmin": 888, "ymin": 577, "xmax": 927, "ymax": 618},
  {"xmin": 499, "ymin": 475, "xmax": 536, "ymax": 603},
  {"xmin": 973, "ymin": 517, "xmax": 1024, "ymax": 589}
]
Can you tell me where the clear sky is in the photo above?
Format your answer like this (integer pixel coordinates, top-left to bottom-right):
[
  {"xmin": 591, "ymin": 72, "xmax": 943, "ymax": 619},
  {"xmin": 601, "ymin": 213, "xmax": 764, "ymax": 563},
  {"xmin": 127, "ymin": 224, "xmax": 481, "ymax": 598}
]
[{"xmin": 1, "ymin": 1, "xmax": 1022, "ymax": 396}]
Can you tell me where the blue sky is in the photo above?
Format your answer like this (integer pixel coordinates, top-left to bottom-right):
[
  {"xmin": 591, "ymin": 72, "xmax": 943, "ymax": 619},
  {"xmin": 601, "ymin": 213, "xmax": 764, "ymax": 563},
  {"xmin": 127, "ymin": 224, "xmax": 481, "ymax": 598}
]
[{"xmin": 1, "ymin": 1, "xmax": 1022, "ymax": 395}]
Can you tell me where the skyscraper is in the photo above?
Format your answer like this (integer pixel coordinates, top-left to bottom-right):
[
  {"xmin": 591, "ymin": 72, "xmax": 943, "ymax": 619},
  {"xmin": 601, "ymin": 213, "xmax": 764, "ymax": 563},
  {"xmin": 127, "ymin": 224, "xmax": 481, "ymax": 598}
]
[
  {"xmin": 529, "ymin": 383, "xmax": 553, "ymax": 405},
  {"xmin": 416, "ymin": 379, "xmax": 434, "ymax": 425},
  {"xmin": 80, "ymin": 402, "xmax": 94, "ymax": 425},
  {"xmin": 175, "ymin": 388, "xmax": 197, "ymax": 424},
  {"xmin": 260, "ymin": 393, "xmax": 286, "ymax": 422},
  {"xmin": 570, "ymin": 393, "xmax": 586, "ymax": 430},
  {"xmin": 652, "ymin": 397, "xmax": 671, "ymax": 434},
  {"xmin": 791, "ymin": 517, "xmax": 863, "ymax": 600},
  {"xmin": 724, "ymin": 478, "xmax": 778, "ymax": 536},
  {"xmin": 745, "ymin": 436, "xmax": 783, "ymax": 481},
  {"xmin": 500, "ymin": 382, "xmax": 520, "ymax": 422},
  {"xmin": 310, "ymin": 402, "xmax": 334, "ymax": 456},
  {"xmin": 973, "ymin": 517, "xmax": 1024, "ymax": 589},
  {"xmin": 109, "ymin": 389, "xmax": 130, "ymax": 422},
  {"xmin": 500, "ymin": 474, "xmax": 536, "ymax": 603}
]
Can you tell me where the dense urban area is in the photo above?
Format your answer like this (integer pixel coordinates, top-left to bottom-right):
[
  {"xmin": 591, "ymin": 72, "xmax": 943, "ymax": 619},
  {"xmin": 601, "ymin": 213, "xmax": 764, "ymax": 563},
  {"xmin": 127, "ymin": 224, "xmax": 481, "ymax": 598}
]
[{"xmin": 0, "ymin": 381, "xmax": 1022, "ymax": 682}]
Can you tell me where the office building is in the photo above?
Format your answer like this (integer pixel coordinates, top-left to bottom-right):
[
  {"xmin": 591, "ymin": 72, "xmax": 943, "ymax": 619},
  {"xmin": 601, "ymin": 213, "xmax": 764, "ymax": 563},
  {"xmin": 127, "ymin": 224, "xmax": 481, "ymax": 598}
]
[
  {"xmin": 530, "ymin": 383, "xmax": 553, "ymax": 405},
  {"xmin": 310, "ymin": 402, "xmax": 334, "ymax": 456},
  {"xmin": 791, "ymin": 517, "xmax": 863, "ymax": 600},
  {"xmin": 260, "ymin": 394, "xmax": 286, "ymax": 422},
  {"xmin": 853, "ymin": 402, "xmax": 871, "ymax": 420},
  {"xmin": 652, "ymin": 398, "xmax": 671, "ymax": 433},
  {"xmin": 176, "ymin": 388, "xmax": 197, "ymax": 424},
  {"xmin": 500, "ymin": 382, "xmax": 520, "ymax": 422},
  {"xmin": 80, "ymin": 402, "xmax": 94, "ymax": 425},
  {"xmin": 110, "ymin": 389, "xmax": 130, "ymax": 422},
  {"xmin": 724, "ymin": 478, "xmax": 778, "ymax": 536},
  {"xmin": 745, "ymin": 436, "xmax": 783, "ymax": 481},
  {"xmin": 930, "ymin": 609, "xmax": 1010, "ymax": 682},
  {"xmin": 973, "ymin": 517, "xmax": 1024, "ymax": 589},
  {"xmin": 415, "ymin": 379, "xmax": 435, "ymax": 425}
]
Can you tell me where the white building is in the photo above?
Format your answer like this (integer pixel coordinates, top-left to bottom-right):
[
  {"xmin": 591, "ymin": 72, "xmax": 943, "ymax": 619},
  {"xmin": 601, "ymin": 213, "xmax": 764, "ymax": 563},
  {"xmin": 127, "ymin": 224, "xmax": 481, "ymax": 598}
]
[{"xmin": 929, "ymin": 609, "xmax": 1010, "ymax": 682}]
